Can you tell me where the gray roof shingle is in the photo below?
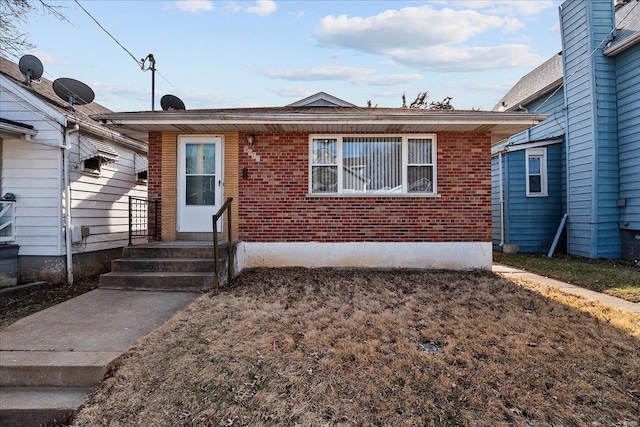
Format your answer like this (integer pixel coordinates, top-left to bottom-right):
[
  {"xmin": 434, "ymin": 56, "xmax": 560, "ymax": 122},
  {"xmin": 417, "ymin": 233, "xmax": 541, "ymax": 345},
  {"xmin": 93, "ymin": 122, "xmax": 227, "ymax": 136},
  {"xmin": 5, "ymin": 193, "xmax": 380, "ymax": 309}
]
[{"xmin": 493, "ymin": 0, "xmax": 640, "ymax": 111}]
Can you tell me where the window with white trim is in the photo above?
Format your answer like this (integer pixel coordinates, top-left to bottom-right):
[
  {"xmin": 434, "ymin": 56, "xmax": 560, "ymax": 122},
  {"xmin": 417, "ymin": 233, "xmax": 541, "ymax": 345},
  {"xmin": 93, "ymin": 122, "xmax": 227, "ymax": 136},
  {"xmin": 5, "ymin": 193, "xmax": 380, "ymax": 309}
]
[
  {"xmin": 310, "ymin": 135, "xmax": 436, "ymax": 195},
  {"xmin": 526, "ymin": 148, "xmax": 547, "ymax": 196}
]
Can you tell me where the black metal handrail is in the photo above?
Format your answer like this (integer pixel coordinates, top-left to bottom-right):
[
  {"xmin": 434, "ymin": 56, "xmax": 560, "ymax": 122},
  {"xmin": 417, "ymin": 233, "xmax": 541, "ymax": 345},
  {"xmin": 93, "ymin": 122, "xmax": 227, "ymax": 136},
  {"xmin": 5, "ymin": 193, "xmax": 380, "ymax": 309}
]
[
  {"xmin": 128, "ymin": 196, "xmax": 160, "ymax": 246},
  {"xmin": 212, "ymin": 197, "xmax": 233, "ymax": 289}
]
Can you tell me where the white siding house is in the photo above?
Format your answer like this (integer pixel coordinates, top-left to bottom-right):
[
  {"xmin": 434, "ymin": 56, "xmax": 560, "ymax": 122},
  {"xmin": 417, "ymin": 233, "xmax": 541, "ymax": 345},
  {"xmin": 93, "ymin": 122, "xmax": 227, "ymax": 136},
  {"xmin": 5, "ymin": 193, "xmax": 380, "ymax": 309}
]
[{"xmin": 0, "ymin": 56, "xmax": 148, "ymax": 285}]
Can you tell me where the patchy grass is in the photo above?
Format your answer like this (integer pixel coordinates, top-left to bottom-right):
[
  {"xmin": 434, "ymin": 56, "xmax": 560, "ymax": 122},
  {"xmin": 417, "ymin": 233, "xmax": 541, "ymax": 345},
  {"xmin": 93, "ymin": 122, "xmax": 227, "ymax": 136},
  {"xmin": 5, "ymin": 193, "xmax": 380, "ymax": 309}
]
[
  {"xmin": 73, "ymin": 268, "xmax": 640, "ymax": 427},
  {"xmin": 1, "ymin": 277, "xmax": 99, "ymax": 329},
  {"xmin": 494, "ymin": 252, "xmax": 640, "ymax": 303}
]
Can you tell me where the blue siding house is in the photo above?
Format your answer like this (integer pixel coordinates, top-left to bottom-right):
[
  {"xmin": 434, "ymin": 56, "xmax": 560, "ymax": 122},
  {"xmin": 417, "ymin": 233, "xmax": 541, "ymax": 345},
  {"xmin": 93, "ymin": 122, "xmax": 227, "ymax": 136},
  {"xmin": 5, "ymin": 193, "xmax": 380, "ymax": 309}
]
[{"xmin": 492, "ymin": 0, "xmax": 640, "ymax": 260}]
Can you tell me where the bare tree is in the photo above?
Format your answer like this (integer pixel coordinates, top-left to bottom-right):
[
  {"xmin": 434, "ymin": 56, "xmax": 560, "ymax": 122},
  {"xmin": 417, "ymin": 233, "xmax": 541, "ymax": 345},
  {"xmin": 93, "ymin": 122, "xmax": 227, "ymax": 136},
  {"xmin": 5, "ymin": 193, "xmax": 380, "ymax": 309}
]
[
  {"xmin": 0, "ymin": 0, "xmax": 68, "ymax": 58},
  {"xmin": 409, "ymin": 91, "xmax": 428, "ymax": 109},
  {"xmin": 429, "ymin": 96, "xmax": 454, "ymax": 110},
  {"xmin": 404, "ymin": 91, "xmax": 454, "ymax": 110}
]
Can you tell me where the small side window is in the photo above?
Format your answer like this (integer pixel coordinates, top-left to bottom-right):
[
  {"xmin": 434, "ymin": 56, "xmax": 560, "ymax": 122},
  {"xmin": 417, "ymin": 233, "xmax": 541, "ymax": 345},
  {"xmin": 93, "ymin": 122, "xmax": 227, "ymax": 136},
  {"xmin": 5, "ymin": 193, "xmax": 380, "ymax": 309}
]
[
  {"xmin": 526, "ymin": 148, "xmax": 547, "ymax": 197},
  {"xmin": 83, "ymin": 157, "xmax": 101, "ymax": 175},
  {"xmin": 137, "ymin": 170, "xmax": 148, "ymax": 182}
]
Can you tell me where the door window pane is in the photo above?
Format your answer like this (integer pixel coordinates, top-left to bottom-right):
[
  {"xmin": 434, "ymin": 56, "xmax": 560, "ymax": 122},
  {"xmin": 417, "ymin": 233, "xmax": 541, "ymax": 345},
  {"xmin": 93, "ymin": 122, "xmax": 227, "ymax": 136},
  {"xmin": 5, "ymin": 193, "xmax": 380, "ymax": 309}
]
[
  {"xmin": 186, "ymin": 144, "xmax": 216, "ymax": 175},
  {"xmin": 186, "ymin": 176, "xmax": 216, "ymax": 205},
  {"xmin": 185, "ymin": 142, "xmax": 217, "ymax": 205}
]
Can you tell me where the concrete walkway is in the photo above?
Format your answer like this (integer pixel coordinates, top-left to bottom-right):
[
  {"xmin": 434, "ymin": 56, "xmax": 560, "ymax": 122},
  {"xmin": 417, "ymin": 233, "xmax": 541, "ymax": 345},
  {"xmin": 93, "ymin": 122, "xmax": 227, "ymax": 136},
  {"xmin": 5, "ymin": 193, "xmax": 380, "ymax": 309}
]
[
  {"xmin": 492, "ymin": 264, "xmax": 640, "ymax": 315},
  {"xmin": 0, "ymin": 289, "xmax": 200, "ymax": 426}
]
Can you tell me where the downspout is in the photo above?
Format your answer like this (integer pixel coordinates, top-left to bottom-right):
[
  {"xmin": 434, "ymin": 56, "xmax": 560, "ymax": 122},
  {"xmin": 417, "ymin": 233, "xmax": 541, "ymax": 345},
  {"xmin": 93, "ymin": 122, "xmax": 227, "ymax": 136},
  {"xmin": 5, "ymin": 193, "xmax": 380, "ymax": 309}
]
[
  {"xmin": 63, "ymin": 124, "xmax": 79, "ymax": 285},
  {"xmin": 499, "ymin": 151, "xmax": 505, "ymax": 247}
]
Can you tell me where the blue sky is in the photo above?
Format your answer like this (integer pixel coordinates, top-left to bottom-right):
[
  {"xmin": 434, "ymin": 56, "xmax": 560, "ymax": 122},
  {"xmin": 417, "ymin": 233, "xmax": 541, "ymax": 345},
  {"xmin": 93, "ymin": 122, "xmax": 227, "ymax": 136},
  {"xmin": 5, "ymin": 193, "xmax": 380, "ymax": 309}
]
[{"xmin": 10, "ymin": 0, "xmax": 563, "ymax": 112}]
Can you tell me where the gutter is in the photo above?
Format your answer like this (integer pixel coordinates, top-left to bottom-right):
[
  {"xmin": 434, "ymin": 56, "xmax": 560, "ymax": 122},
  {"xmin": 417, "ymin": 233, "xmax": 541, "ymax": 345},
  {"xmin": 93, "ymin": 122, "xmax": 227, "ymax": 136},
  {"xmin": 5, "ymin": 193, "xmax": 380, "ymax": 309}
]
[
  {"xmin": 69, "ymin": 117, "xmax": 147, "ymax": 153},
  {"xmin": 603, "ymin": 32, "xmax": 640, "ymax": 56},
  {"xmin": 92, "ymin": 111, "xmax": 547, "ymax": 126}
]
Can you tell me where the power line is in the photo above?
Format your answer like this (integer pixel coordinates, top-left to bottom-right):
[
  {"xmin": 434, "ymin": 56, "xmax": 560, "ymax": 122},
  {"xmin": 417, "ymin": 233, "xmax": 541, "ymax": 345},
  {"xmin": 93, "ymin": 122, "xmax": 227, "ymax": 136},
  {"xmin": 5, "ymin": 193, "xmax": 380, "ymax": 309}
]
[
  {"xmin": 73, "ymin": 0, "xmax": 187, "ymax": 108},
  {"xmin": 534, "ymin": 0, "xmax": 640, "ymax": 113},
  {"xmin": 74, "ymin": 0, "xmax": 142, "ymax": 68}
]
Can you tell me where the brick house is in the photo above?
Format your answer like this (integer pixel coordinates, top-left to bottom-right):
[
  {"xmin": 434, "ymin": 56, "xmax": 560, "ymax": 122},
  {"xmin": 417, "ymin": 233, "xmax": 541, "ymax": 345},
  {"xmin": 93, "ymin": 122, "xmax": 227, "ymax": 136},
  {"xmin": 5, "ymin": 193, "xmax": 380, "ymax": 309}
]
[{"xmin": 94, "ymin": 93, "xmax": 544, "ymax": 270}]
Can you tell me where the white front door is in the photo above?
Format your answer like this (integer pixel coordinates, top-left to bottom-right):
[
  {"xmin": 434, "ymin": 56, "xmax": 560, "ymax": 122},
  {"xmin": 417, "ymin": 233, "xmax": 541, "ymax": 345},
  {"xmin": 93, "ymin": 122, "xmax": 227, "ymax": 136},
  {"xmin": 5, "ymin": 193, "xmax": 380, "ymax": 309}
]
[{"xmin": 178, "ymin": 136, "xmax": 223, "ymax": 233}]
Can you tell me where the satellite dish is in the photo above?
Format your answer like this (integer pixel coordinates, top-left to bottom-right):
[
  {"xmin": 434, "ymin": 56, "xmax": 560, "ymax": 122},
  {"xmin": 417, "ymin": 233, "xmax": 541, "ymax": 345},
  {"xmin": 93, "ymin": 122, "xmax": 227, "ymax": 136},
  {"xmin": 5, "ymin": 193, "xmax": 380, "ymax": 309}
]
[
  {"xmin": 18, "ymin": 55, "xmax": 44, "ymax": 86},
  {"xmin": 53, "ymin": 78, "xmax": 95, "ymax": 110},
  {"xmin": 161, "ymin": 94, "xmax": 185, "ymax": 111}
]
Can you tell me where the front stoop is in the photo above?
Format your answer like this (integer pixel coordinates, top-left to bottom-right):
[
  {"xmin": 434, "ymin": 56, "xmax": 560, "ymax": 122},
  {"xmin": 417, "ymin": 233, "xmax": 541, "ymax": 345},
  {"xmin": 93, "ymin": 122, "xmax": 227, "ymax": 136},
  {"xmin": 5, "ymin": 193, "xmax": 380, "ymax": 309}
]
[
  {"xmin": 0, "ymin": 351, "xmax": 118, "ymax": 426},
  {"xmin": 99, "ymin": 242, "xmax": 237, "ymax": 291}
]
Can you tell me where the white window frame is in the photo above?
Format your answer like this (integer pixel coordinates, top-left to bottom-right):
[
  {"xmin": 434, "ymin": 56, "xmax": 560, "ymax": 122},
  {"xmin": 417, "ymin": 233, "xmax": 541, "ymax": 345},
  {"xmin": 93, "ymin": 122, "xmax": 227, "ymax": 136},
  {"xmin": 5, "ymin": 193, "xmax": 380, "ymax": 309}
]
[
  {"xmin": 308, "ymin": 134, "xmax": 437, "ymax": 196},
  {"xmin": 525, "ymin": 147, "xmax": 548, "ymax": 197}
]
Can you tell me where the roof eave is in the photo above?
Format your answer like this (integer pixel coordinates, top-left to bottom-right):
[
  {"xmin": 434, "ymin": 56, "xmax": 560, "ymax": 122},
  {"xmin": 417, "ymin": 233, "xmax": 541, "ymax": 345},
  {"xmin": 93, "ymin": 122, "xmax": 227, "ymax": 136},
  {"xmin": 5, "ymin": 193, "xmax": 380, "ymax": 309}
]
[
  {"xmin": 93, "ymin": 111, "xmax": 546, "ymax": 126},
  {"xmin": 603, "ymin": 31, "xmax": 640, "ymax": 56},
  {"xmin": 502, "ymin": 79, "xmax": 563, "ymax": 112}
]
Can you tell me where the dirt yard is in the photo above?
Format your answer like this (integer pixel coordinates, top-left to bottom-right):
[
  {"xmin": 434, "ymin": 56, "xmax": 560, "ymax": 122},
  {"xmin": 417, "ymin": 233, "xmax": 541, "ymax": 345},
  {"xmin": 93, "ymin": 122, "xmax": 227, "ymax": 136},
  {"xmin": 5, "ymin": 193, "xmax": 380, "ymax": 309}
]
[{"xmin": 72, "ymin": 268, "xmax": 639, "ymax": 427}]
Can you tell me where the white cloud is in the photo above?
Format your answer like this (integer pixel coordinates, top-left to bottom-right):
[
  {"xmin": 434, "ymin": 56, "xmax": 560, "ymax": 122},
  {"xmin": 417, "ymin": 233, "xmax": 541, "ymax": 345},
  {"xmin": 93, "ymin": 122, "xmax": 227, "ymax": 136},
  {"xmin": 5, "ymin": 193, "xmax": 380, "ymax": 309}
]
[
  {"xmin": 314, "ymin": 4, "xmax": 545, "ymax": 72},
  {"xmin": 261, "ymin": 66, "xmax": 422, "ymax": 86},
  {"xmin": 267, "ymin": 85, "xmax": 311, "ymax": 98},
  {"xmin": 175, "ymin": 0, "xmax": 214, "ymax": 13},
  {"xmin": 360, "ymin": 73, "xmax": 423, "ymax": 86},
  {"xmin": 446, "ymin": 1, "xmax": 558, "ymax": 16},
  {"xmin": 262, "ymin": 65, "xmax": 375, "ymax": 81},
  {"xmin": 316, "ymin": 6, "xmax": 506, "ymax": 51},
  {"xmin": 244, "ymin": 0, "xmax": 277, "ymax": 16},
  {"xmin": 290, "ymin": 10, "xmax": 305, "ymax": 20},
  {"xmin": 392, "ymin": 44, "xmax": 543, "ymax": 72}
]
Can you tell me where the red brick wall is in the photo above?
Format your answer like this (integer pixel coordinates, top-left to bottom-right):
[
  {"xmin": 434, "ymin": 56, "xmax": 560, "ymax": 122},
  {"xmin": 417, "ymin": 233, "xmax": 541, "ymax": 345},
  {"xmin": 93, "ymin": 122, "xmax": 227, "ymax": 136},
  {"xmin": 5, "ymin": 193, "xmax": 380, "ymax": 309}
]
[
  {"xmin": 148, "ymin": 131, "xmax": 162, "ymax": 240},
  {"xmin": 237, "ymin": 132, "xmax": 491, "ymax": 242}
]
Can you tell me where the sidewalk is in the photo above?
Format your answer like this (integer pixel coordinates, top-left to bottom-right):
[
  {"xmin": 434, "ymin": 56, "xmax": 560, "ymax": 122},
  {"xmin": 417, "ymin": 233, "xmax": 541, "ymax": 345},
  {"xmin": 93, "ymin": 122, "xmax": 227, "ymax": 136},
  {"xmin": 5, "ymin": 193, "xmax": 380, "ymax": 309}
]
[
  {"xmin": 0, "ymin": 289, "xmax": 200, "ymax": 426},
  {"xmin": 492, "ymin": 264, "xmax": 640, "ymax": 316}
]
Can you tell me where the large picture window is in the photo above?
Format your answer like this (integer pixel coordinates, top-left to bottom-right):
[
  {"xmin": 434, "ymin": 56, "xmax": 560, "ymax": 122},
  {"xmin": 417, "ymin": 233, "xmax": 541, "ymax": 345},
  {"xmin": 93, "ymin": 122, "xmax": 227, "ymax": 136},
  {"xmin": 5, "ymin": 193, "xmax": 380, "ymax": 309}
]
[{"xmin": 310, "ymin": 135, "xmax": 436, "ymax": 195}]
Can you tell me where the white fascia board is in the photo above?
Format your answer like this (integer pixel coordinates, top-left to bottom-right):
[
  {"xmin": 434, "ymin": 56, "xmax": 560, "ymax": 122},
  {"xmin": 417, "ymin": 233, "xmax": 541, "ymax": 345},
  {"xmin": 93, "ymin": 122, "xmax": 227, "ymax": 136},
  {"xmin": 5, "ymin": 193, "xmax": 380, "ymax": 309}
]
[
  {"xmin": 99, "ymin": 112, "xmax": 547, "ymax": 127},
  {"xmin": 0, "ymin": 121, "xmax": 38, "ymax": 137},
  {"xmin": 492, "ymin": 137, "xmax": 563, "ymax": 156},
  {"xmin": 504, "ymin": 138, "xmax": 563, "ymax": 153},
  {"xmin": 71, "ymin": 118, "xmax": 147, "ymax": 153},
  {"xmin": 0, "ymin": 74, "xmax": 67, "ymax": 127}
]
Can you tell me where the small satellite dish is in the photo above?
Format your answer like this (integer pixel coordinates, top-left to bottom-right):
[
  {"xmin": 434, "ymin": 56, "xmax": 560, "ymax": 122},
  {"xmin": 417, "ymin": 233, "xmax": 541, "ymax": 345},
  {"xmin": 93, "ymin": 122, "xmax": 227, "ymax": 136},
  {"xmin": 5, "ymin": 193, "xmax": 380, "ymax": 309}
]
[
  {"xmin": 161, "ymin": 94, "xmax": 185, "ymax": 111},
  {"xmin": 53, "ymin": 78, "xmax": 95, "ymax": 110},
  {"xmin": 18, "ymin": 55, "xmax": 44, "ymax": 86}
]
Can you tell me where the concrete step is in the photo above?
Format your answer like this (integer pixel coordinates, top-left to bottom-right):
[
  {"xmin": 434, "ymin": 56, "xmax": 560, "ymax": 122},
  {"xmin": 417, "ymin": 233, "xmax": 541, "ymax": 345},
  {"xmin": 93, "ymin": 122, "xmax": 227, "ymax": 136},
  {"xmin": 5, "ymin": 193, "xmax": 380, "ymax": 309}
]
[
  {"xmin": 122, "ymin": 244, "xmax": 222, "ymax": 259},
  {"xmin": 111, "ymin": 257, "xmax": 216, "ymax": 273},
  {"xmin": 0, "ymin": 386, "xmax": 92, "ymax": 427},
  {"xmin": 99, "ymin": 271, "xmax": 216, "ymax": 291},
  {"xmin": 0, "ymin": 351, "xmax": 119, "ymax": 387}
]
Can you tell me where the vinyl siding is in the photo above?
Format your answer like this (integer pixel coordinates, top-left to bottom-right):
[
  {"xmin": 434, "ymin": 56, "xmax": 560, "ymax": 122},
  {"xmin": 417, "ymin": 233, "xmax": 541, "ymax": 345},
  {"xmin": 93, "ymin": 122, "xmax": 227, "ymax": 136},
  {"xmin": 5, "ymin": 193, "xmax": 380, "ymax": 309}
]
[
  {"xmin": 1, "ymin": 75, "xmax": 148, "ymax": 263},
  {"xmin": 615, "ymin": 45, "xmax": 640, "ymax": 230},
  {"xmin": 491, "ymin": 154, "xmax": 502, "ymax": 249},
  {"xmin": 501, "ymin": 146, "xmax": 564, "ymax": 253},
  {"xmin": 1, "ymin": 138, "xmax": 63, "ymax": 256},
  {"xmin": 1, "ymin": 77, "xmax": 65, "ymax": 256},
  {"xmin": 68, "ymin": 133, "xmax": 147, "ymax": 253},
  {"xmin": 561, "ymin": 0, "xmax": 620, "ymax": 258},
  {"xmin": 490, "ymin": 87, "xmax": 566, "ymax": 252}
]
